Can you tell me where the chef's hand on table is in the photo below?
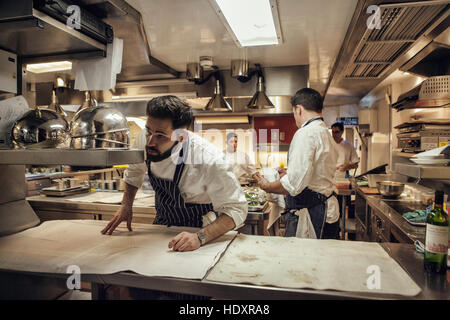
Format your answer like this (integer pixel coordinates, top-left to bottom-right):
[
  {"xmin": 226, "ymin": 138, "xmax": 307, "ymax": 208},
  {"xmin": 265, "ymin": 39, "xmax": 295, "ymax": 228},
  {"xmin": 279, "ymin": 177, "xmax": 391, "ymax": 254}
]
[
  {"xmin": 101, "ymin": 206, "xmax": 133, "ymax": 235},
  {"xmin": 168, "ymin": 232, "xmax": 201, "ymax": 252}
]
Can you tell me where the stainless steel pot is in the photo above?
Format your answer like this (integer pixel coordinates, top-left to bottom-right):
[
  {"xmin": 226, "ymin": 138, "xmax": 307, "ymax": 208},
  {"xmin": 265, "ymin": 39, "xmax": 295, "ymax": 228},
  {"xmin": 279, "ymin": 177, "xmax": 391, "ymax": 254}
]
[
  {"xmin": 11, "ymin": 108, "xmax": 69, "ymax": 149},
  {"xmin": 376, "ymin": 181, "xmax": 405, "ymax": 198},
  {"xmin": 70, "ymin": 105, "xmax": 130, "ymax": 149}
]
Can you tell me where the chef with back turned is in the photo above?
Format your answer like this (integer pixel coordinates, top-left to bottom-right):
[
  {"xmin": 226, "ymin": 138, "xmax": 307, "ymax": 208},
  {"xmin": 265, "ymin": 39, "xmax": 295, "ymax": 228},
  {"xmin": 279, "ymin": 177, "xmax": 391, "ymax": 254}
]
[
  {"xmin": 101, "ymin": 95, "xmax": 247, "ymax": 251},
  {"xmin": 254, "ymin": 88, "xmax": 340, "ymax": 239}
]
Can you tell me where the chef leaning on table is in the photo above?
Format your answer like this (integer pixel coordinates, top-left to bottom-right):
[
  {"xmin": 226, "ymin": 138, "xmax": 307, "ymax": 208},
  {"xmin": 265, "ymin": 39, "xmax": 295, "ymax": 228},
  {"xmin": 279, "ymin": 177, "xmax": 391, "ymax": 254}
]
[
  {"xmin": 255, "ymin": 88, "xmax": 340, "ymax": 239},
  {"xmin": 224, "ymin": 132, "xmax": 258, "ymax": 180},
  {"xmin": 101, "ymin": 95, "xmax": 248, "ymax": 252}
]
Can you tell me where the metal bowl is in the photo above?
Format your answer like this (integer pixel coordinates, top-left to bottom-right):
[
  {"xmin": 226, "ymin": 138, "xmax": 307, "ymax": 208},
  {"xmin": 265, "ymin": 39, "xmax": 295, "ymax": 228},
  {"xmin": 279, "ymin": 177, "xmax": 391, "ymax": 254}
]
[
  {"xmin": 70, "ymin": 105, "xmax": 130, "ymax": 149},
  {"xmin": 11, "ymin": 108, "xmax": 69, "ymax": 149},
  {"xmin": 376, "ymin": 181, "xmax": 405, "ymax": 198}
]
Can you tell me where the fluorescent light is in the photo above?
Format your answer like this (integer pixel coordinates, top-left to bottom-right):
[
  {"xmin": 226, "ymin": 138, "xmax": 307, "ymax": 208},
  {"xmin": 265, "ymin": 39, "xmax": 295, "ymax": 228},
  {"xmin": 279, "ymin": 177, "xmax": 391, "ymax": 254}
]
[
  {"xmin": 211, "ymin": 0, "xmax": 282, "ymax": 47},
  {"xmin": 26, "ymin": 61, "xmax": 72, "ymax": 73}
]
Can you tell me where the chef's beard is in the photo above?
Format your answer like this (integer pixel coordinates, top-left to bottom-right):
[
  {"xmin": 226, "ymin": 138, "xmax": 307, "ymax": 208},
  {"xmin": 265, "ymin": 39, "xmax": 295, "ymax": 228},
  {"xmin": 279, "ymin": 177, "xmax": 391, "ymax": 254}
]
[{"xmin": 146, "ymin": 141, "xmax": 179, "ymax": 162}]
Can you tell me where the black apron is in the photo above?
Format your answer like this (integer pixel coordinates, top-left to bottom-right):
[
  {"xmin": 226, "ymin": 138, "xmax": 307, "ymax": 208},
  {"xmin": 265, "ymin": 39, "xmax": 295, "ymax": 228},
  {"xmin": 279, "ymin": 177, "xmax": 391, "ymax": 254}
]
[
  {"xmin": 284, "ymin": 117, "xmax": 336, "ymax": 238},
  {"xmin": 146, "ymin": 142, "xmax": 213, "ymax": 228}
]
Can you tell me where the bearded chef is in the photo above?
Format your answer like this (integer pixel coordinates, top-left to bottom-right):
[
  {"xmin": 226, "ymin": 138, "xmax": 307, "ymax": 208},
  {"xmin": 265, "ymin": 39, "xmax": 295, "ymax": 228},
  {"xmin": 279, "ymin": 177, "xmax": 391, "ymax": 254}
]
[
  {"xmin": 254, "ymin": 88, "xmax": 340, "ymax": 239},
  {"xmin": 101, "ymin": 95, "xmax": 247, "ymax": 251},
  {"xmin": 224, "ymin": 132, "xmax": 258, "ymax": 181}
]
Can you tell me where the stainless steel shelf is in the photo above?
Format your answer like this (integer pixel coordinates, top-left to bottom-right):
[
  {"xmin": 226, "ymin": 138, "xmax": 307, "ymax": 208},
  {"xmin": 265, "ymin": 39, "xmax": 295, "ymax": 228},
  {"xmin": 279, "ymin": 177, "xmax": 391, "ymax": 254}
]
[
  {"xmin": 0, "ymin": 149, "xmax": 144, "ymax": 166},
  {"xmin": 396, "ymin": 163, "xmax": 450, "ymax": 180}
]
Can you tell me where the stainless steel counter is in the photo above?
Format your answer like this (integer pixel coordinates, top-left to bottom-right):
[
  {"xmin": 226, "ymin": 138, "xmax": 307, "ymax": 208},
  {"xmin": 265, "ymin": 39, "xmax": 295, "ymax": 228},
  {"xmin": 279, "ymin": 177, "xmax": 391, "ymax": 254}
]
[
  {"xmin": 1, "ymin": 242, "xmax": 447, "ymax": 300},
  {"xmin": 27, "ymin": 194, "xmax": 268, "ymax": 235}
]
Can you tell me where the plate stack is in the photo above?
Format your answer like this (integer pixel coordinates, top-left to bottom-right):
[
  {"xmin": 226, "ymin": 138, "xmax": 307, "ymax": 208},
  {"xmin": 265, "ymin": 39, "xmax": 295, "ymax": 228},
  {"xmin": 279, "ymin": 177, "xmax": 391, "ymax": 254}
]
[{"xmin": 411, "ymin": 146, "xmax": 449, "ymax": 165}]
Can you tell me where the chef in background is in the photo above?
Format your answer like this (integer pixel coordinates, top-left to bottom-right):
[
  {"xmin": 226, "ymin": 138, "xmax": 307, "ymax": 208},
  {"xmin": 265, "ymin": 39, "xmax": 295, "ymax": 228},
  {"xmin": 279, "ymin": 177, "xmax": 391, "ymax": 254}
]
[
  {"xmin": 254, "ymin": 88, "xmax": 339, "ymax": 239},
  {"xmin": 224, "ymin": 132, "xmax": 258, "ymax": 181},
  {"xmin": 331, "ymin": 122, "xmax": 359, "ymax": 178}
]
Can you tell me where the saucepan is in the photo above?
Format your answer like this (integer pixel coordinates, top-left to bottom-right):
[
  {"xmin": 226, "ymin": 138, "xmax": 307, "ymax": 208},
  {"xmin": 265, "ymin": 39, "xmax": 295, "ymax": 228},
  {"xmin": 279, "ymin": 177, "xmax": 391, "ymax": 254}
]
[{"xmin": 376, "ymin": 181, "xmax": 405, "ymax": 198}]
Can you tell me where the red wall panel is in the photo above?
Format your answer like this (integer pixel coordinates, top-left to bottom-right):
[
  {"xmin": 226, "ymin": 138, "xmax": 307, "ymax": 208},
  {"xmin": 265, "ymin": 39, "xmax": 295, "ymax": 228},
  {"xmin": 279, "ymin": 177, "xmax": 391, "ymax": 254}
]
[{"xmin": 253, "ymin": 116, "xmax": 298, "ymax": 144}]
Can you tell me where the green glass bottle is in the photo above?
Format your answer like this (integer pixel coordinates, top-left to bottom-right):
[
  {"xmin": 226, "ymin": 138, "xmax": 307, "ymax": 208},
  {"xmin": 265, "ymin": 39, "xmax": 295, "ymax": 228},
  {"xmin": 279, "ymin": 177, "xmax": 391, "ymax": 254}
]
[{"xmin": 424, "ymin": 190, "xmax": 449, "ymax": 274}]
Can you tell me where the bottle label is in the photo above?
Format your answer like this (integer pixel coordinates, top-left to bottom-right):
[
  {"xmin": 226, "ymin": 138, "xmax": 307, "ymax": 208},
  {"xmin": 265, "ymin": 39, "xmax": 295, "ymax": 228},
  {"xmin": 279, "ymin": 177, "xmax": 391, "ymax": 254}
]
[{"xmin": 425, "ymin": 224, "xmax": 449, "ymax": 254}]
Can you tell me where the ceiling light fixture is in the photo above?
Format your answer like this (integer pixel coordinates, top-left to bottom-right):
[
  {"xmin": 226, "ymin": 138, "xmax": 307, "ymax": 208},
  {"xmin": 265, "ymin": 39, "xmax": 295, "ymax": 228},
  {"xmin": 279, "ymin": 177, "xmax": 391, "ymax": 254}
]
[
  {"xmin": 26, "ymin": 61, "xmax": 72, "ymax": 74},
  {"xmin": 209, "ymin": 0, "xmax": 282, "ymax": 47}
]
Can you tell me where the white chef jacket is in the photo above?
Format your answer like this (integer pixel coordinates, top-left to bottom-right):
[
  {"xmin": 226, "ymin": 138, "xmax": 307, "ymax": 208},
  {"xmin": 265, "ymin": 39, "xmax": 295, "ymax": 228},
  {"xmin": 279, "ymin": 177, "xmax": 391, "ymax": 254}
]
[
  {"xmin": 280, "ymin": 119, "xmax": 340, "ymax": 223},
  {"xmin": 124, "ymin": 129, "xmax": 248, "ymax": 229},
  {"xmin": 224, "ymin": 149, "xmax": 257, "ymax": 179},
  {"xmin": 335, "ymin": 139, "xmax": 359, "ymax": 168}
]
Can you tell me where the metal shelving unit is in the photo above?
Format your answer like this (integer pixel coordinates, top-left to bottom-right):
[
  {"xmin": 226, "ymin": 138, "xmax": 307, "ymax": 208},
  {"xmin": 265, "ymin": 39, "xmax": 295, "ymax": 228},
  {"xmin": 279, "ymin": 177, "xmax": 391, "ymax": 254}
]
[
  {"xmin": 0, "ymin": 149, "xmax": 144, "ymax": 166},
  {"xmin": 395, "ymin": 163, "xmax": 450, "ymax": 180},
  {"xmin": 0, "ymin": 149, "xmax": 144, "ymax": 237}
]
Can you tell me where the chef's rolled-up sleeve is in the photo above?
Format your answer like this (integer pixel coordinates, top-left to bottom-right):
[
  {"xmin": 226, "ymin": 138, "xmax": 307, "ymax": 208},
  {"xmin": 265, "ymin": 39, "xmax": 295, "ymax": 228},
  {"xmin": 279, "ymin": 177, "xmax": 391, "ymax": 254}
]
[{"xmin": 203, "ymin": 160, "xmax": 248, "ymax": 230}]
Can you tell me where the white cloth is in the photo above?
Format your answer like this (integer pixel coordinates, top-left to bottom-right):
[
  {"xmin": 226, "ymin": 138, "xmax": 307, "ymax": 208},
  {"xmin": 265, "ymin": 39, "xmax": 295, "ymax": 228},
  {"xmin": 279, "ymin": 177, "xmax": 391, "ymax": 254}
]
[
  {"xmin": 295, "ymin": 208, "xmax": 317, "ymax": 239},
  {"xmin": 224, "ymin": 149, "xmax": 257, "ymax": 179},
  {"xmin": 74, "ymin": 37, "xmax": 123, "ymax": 91},
  {"xmin": 280, "ymin": 119, "xmax": 340, "ymax": 223},
  {"xmin": 261, "ymin": 167, "xmax": 285, "ymax": 232},
  {"xmin": 124, "ymin": 129, "xmax": 248, "ymax": 230},
  {"xmin": 335, "ymin": 139, "xmax": 359, "ymax": 168}
]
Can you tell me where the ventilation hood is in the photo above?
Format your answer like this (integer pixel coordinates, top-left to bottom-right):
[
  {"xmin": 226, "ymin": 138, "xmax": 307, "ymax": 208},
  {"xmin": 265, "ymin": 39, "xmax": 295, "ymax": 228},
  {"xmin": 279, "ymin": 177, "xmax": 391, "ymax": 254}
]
[
  {"xmin": 325, "ymin": 0, "xmax": 450, "ymax": 105},
  {"xmin": 79, "ymin": 0, "xmax": 179, "ymax": 81},
  {"xmin": 0, "ymin": 0, "xmax": 107, "ymax": 62}
]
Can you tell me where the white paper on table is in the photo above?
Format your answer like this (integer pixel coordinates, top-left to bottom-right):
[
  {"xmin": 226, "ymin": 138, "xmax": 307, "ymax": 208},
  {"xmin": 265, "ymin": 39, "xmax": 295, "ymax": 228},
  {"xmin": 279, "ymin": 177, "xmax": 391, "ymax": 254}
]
[
  {"xmin": 0, "ymin": 220, "xmax": 236, "ymax": 280},
  {"xmin": 207, "ymin": 235, "xmax": 421, "ymax": 297},
  {"xmin": 74, "ymin": 37, "xmax": 123, "ymax": 91},
  {"xmin": 0, "ymin": 96, "xmax": 31, "ymax": 147}
]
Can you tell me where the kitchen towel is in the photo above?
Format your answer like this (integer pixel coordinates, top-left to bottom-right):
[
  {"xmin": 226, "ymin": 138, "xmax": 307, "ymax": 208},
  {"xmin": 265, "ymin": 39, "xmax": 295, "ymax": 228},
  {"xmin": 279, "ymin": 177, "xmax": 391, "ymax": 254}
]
[{"xmin": 74, "ymin": 37, "xmax": 123, "ymax": 91}]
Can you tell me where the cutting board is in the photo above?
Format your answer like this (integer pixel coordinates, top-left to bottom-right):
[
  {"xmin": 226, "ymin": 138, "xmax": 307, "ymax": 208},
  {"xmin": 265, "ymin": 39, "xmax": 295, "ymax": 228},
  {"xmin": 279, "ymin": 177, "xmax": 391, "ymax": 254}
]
[{"xmin": 360, "ymin": 187, "xmax": 380, "ymax": 195}]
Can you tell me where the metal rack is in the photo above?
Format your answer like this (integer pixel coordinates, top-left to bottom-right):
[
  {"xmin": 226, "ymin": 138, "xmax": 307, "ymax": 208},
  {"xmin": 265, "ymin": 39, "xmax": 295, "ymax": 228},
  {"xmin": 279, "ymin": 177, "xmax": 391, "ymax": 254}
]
[{"xmin": 0, "ymin": 149, "xmax": 144, "ymax": 236}]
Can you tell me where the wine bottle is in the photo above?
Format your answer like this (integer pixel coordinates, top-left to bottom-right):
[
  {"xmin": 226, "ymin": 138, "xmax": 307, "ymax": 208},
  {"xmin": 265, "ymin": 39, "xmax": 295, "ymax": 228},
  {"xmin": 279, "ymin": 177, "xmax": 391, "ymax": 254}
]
[{"xmin": 424, "ymin": 190, "xmax": 449, "ymax": 273}]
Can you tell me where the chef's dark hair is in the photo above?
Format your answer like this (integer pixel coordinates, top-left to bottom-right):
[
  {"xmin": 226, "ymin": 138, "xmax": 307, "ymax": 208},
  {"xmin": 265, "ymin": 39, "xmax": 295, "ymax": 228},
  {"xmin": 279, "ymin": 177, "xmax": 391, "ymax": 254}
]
[
  {"xmin": 227, "ymin": 132, "xmax": 238, "ymax": 142},
  {"xmin": 291, "ymin": 88, "xmax": 323, "ymax": 113},
  {"xmin": 146, "ymin": 95, "xmax": 193, "ymax": 129},
  {"xmin": 331, "ymin": 122, "xmax": 344, "ymax": 132}
]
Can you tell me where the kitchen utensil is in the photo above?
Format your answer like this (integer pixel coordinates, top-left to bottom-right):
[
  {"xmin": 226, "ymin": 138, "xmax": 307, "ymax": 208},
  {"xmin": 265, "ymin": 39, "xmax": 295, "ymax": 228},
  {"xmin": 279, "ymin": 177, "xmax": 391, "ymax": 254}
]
[
  {"xmin": 11, "ymin": 108, "xmax": 69, "ymax": 149},
  {"xmin": 376, "ymin": 181, "xmax": 405, "ymax": 198},
  {"xmin": 70, "ymin": 105, "xmax": 130, "ymax": 149}
]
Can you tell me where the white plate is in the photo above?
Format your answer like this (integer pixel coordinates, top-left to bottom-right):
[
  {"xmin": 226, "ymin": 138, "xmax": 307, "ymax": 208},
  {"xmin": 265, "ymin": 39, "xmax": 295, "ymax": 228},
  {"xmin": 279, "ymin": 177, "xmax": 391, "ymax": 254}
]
[{"xmin": 410, "ymin": 158, "xmax": 449, "ymax": 165}]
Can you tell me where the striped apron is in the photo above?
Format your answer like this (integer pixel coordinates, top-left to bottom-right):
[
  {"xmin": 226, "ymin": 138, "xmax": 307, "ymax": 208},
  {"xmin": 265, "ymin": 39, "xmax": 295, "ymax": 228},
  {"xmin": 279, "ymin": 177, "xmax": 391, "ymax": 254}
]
[{"xmin": 146, "ymin": 144, "xmax": 213, "ymax": 228}]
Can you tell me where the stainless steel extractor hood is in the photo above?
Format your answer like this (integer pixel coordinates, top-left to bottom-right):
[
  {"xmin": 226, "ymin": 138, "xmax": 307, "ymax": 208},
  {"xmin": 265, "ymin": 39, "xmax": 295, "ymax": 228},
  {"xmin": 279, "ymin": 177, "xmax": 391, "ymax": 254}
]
[
  {"xmin": 79, "ymin": 0, "xmax": 179, "ymax": 81},
  {"xmin": 205, "ymin": 79, "xmax": 232, "ymax": 112},
  {"xmin": 247, "ymin": 76, "xmax": 274, "ymax": 109},
  {"xmin": 0, "ymin": 0, "xmax": 108, "ymax": 62}
]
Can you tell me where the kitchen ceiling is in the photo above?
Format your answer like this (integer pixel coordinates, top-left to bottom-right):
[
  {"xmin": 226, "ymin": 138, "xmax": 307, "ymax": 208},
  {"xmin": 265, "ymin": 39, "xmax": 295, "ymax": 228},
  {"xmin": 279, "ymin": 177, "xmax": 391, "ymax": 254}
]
[{"xmin": 124, "ymin": 0, "xmax": 358, "ymax": 97}]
